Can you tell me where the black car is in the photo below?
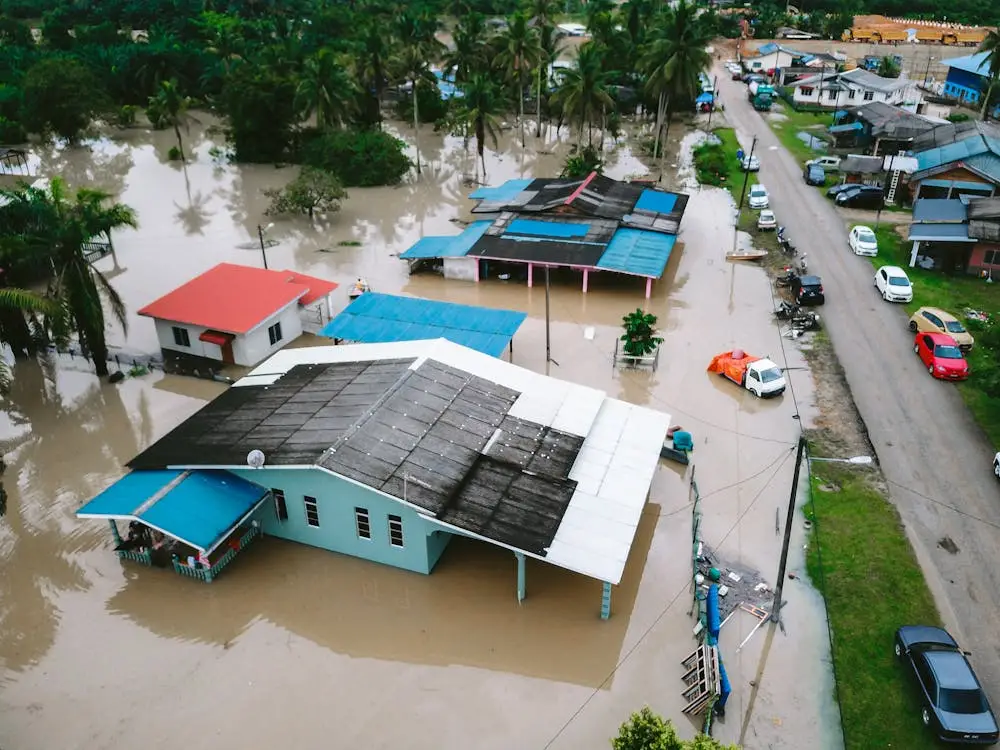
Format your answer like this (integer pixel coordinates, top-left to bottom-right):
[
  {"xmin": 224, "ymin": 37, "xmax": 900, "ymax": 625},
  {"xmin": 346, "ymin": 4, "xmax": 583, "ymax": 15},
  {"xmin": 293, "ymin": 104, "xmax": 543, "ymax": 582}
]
[
  {"xmin": 827, "ymin": 183, "xmax": 856, "ymax": 198},
  {"xmin": 804, "ymin": 163, "xmax": 825, "ymax": 186},
  {"xmin": 836, "ymin": 185, "xmax": 885, "ymax": 210},
  {"xmin": 790, "ymin": 275, "xmax": 824, "ymax": 306},
  {"xmin": 895, "ymin": 626, "xmax": 999, "ymax": 745}
]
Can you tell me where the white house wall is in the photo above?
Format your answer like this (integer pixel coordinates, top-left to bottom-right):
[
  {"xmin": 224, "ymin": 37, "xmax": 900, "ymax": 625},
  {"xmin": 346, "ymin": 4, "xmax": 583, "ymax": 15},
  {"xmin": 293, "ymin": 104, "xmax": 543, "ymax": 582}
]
[
  {"xmin": 746, "ymin": 51, "xmax": 795, "ymax": 71},
  {"xmin": 234, "ymin": 304, "xmax": 304, "ymax": 366},
  {"xmin": 153, "ymin": 318, "xmax": 225, "ymax": 361},
  {"xmin": 443, "ymin": 256, "xmax": 478, "ymax": 281},
  {"xmin": 793, "ymin": 81, "xmax": 920, "ymax": 109}
]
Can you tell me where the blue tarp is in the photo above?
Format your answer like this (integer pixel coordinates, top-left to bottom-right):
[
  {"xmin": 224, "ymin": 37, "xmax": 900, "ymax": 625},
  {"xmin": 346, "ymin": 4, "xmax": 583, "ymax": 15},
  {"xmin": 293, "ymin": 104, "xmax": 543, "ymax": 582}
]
[
  {"xmin": 635, "ymin": 189, "xmax": 678, "ymax": 214},
  {"xmin": 319, "ymin": 292, "xmax": 526, "ymax": 357},
  {"xmin": 597, "ymin": 229, "xmax": 677, "ymax": 278},
  {"xmin": 829, "ymin": 122, "xmax": 863, "ymax": 134},
  {"xmin": 399, "ymin": 221, "xmax": 492, "ymax": 259},
  {"xmin": 77, "ymin": 470, "xmax": 268, "ymax": 552},
  {"xmin": 469, "ymin": 178, "xmax": 533, "ymax": 201},
  {"xmin": 696, "ymin": 92, "xmax": 714, "ymax": 104},
  {"xmin": 507, "ymin": 218, "xmax": 591, "ymax": 238}
]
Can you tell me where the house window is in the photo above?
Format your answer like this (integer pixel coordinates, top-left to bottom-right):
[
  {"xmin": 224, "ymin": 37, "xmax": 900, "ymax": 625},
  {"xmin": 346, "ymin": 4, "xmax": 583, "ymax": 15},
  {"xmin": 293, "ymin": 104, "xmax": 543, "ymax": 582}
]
[
  {"xmin": 172, "ymin": 326, "xmax": 190, "ymax": 347},
  {"xmin": 848, "ymin": 89, "xmax": 856, "ymax": 99},
  {"xmin": 268, "ymin": 322, "xmax": 283, "ymax": 346},
  {"xmin": 800, "ymin": 86, "xmax": 814, "ymax": 96},
  {"xmin": 826, "ymin": 90, "xmax": 836, "ymax": 100},
  {"xmin": 273, "ymin": 489, "xmax": 288, "ymax": 521},
  {"xmin": 304, "ymin": 495, "xmax": 320, "ymax": 527},
  {"xmin": 863, "ymin": 91, "xmax": 874, "ymax": 101},
  {"xmin": 355, "ymin": 507, "xmax": 371, "ymax": 539},
  {"xmin": 388, "ymin": 514, "xmax": 404, "ymax": 547},
  {"xmin": 984, "ymin": 250, "xmax": 1000, "ymax": 266}
]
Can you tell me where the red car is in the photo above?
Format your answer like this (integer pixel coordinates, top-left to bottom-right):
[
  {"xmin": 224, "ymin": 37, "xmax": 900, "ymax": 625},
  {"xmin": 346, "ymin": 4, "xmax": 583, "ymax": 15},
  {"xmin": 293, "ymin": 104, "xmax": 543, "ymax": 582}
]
[{"xmin": 914, "ymin": 332, "xmax": 970, "ymax": 381}]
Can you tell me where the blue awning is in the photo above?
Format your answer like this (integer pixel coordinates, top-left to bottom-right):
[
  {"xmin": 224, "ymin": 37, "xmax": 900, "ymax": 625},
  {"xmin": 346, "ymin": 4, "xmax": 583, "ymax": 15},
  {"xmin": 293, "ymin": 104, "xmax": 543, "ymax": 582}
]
[
  {"xmin": 77, "ymin": 470, "xmax": 268, "ymax": 552},
  {"xmin": 921, "ymin": 179, "xmax": 993, "ymax": 191},
  {"xmin": 319, "ymin": 292, "xmax": 526, "ymax": 357},
  {"xmin": 907, "ymin": 222, "xmax": 976, "ymax": 242},
  {"xmin": 696, "ymin": 92, "xmax": 714, "ymax": 104},
  {"xmin": 597, "ymin": 229, "xmax": 677, "ymax": 278},
  {"xmin": 399, "ymin": 221, "xmax": 492, "ymax": 259},
  {"xmin": 829, "ymin": 122, "xmax": 863, "ymax": 134}
]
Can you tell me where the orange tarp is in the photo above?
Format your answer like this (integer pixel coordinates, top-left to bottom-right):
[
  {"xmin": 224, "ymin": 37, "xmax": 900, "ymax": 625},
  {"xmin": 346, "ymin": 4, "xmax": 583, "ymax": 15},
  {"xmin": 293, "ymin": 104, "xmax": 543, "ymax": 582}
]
[{"xmin": 707, "ymin": 350, "xmax": 759, "ymax": 383}]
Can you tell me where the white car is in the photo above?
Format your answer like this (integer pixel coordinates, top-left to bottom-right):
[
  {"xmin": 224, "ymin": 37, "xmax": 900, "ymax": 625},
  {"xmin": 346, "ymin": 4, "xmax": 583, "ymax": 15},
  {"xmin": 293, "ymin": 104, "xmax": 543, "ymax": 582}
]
[
  {"xmin": 994, "ymin": 452, "xmax": 1000, "ymax": 479},
  {"xmin": 874, "ymin": 265, "xmax": 913, "ymax": 302},
  {"xmin": 741, "ymin": 155, "xmax": 760, "ymax": 171},
  {"xmin": 849, "ymin": 225, "xmax": 879, "ymax": 256},
  {"xmin": 807, "ymin": 155, "xmax": 842, "ymax": 171},
  {"xmin": 748, "ymin": 184, "xmax": 769, "ymax": 209},
  {"xmin": 757, "ymin": 209, "xmax": 777, "ymax": 230}
]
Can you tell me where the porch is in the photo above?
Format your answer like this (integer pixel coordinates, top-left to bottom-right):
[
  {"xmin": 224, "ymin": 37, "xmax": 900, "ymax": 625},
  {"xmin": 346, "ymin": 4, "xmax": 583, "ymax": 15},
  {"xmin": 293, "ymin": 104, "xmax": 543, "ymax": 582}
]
[{"xmin": 77, "ymin": 470, "xmax": 270, "ymax": 582}]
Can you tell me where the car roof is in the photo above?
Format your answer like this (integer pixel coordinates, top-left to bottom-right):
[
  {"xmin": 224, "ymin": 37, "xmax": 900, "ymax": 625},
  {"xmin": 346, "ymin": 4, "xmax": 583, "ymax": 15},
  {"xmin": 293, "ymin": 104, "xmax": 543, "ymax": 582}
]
[
  {"xmin": 925, "ymin": 332, "xmax": 960, "ymax": 345},
  {"xmin": 924, "ymin": 650, "xmax": 979, "ymax": 691},
  {"xmin": 751, "ymin": 184, "xmax": 767, "ymax": 191},
  {"xmin": 881, "ymin": 265, "xmax": 907, "ymax": 275},
  {"xmin": 917, "ymin": 306, "xmax": 958, "ymax": 322},
  {"xmin": 799, "ymin": 275, "xmax": 822, "ymax": 285},
  {"xmin": 854, "ymin": 225, "xmax": 874, "ymax": 233}
]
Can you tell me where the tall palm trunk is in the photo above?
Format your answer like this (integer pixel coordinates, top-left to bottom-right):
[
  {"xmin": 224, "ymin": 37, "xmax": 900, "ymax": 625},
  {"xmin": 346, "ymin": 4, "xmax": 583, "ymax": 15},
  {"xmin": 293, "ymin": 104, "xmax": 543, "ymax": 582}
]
[
  {"xmin": 982, "ymin": 77, "xmax": 997, "ymax": 120},
  {"xmin": 652, "ymin": 91, "xmax": 666, "ymax": 160},
  {"xmin": 658, "ymin": 100, "xmax": 673, "ymax": 183},
  {"xmin": 173, "ymin": 123, "xmax": 185, "ymax": 162},
  {"xmin": 519, "ymin": 68, "xmax": 525, "ymax": 148},
  {"xmin": 476, "ymin": 120, "xmax": 487, "ymax": 182},
  {"xmin": 412, "ymin": 79, "xmax": 421, "ymax": 175},
  {"xmin": 536, "ymin": 64, "xmax": 543, "ymax": 138}
]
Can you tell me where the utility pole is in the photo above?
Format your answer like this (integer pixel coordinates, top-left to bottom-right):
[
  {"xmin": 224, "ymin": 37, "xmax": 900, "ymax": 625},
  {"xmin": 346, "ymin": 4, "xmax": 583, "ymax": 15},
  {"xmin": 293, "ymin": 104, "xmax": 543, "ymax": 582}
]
[
  {"xmin": 257, "ymin": 224, "xmax": 270, "ymax": 270},
  {"xmin": 707, "ymin": 76, "xmax": 719, "ymax": 129},
  {"xmin": 544, "ymin": 264, "xmax": 558, "ymax": 366},
  {"xmin": 737, "ymin": 136, "xmax": 758, "ymax": 213},
  {"xmin": 772, "ymin": 436, "xmax": 807, "ymax": 625}
]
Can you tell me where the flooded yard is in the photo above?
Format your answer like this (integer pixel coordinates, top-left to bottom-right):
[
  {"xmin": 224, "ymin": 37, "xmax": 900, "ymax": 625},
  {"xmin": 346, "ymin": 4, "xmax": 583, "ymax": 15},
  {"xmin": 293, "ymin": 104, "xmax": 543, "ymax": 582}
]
[{"xmin": 0, "ymin": 119, "xmax": 840, "ymax": 749}]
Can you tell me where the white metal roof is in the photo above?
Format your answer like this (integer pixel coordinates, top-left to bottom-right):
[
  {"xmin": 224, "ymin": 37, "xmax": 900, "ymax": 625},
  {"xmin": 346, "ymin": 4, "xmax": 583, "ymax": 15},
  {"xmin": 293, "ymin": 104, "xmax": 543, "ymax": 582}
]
[{"xmin": 236, "ymin": 338, "xmax": 669, "ymax": 584}]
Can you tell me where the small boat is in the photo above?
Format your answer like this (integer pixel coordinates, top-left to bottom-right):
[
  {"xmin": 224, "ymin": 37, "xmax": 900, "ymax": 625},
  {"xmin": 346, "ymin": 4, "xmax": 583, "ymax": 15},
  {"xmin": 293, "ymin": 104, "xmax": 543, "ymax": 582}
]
[
  {"xmin": 726, "ymin": 250, "xmax": 767, "ymax": 262},
  {"xmin": 348, "ymin": 278, "xmax": 371, "ymax": 299}
]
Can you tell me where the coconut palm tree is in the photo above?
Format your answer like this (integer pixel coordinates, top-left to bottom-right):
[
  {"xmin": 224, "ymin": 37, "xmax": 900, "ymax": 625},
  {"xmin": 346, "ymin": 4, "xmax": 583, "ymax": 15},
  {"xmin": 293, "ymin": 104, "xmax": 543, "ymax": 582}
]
[
  {"xmin": 553, "ymin": 42, "xmax": 614, "ymax": 148},
  {"xmin": 149, "ymin": 79, "xmax": 193, "ymax": 161},
  {"xmin": 460, "ymin": 75, "xmax": 509, "ymax": 182},
  {"xmin": 0, "ymin": 179, "xmax": 137, "ymax": 377},
  {"xmin": 395, "ymin": 12, "xmax": 444, "ymax": 177},
  {"xmin": 296, "ymin": 48, "xmax": 358, "ymax": 130},
  {"xmin": 640, "ymin": 0, "xmax": 711, "ymax": 163},
  {"xmin": 497, "ymin": 13, "xmax": 543, "ymax": 147},
  {"xmin": 356, "ymin": 19, "xmax": 391, "ymax": 127},
  {"xmin": 977, "ymin": 30, "xmax": 1000, "ymax": 120},
  {"xmin": 526, "ymin": 0, "xmax": 560, "ymax": 137},
  {"xmin": 443, "ymin": 13, "xmax": 492, "ymax": 86},
  {"xmin": 0, "ymin": 288, "xmax": 59, "ymax": 390}
]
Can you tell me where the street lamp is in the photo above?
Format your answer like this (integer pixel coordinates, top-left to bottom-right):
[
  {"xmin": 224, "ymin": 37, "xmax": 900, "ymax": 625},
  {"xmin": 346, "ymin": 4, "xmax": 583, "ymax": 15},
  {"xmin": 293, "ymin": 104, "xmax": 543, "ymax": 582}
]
[
  {"xmin": 257, "ymin": 222, "xmax": 274, "ymax": 269},
  {"xmin": 923, "ymin": 55, "xmax": 937, "ymax": 88},
  {"xmin": 809, "ymin": 455, "xmax": 873, "ymax": 465}
]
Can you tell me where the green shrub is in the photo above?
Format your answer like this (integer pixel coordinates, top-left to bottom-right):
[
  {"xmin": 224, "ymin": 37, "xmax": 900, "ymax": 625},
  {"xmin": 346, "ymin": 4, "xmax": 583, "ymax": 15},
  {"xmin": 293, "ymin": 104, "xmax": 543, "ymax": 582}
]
[
  {"xmin": 693, "ymin": 141, "xmax": 728, "ymax": 186},
  {"xmin": 0, "ymin": 116, "xmax": 26, "ymax": 143},
  {"xmin": 947, "ymin": 112, "xmax": 971, "ymax": 123},
  {"xmin": 394, "ymin": 80, "xmax": 450, "ymax": 125},
  {"xmin": 561, "ymin": 144, "xmax": 603, "ymax": 178},
  {"xmin": 300, "ymin": 128, "xmax": 412, "ymax": 187},
  {"xmin": 116, "ymin": 105, "xmax": 137, "ymax": 128},
  {"xmin": 167, "ymin": 145, "xmax": 182, "ymax": 161}
]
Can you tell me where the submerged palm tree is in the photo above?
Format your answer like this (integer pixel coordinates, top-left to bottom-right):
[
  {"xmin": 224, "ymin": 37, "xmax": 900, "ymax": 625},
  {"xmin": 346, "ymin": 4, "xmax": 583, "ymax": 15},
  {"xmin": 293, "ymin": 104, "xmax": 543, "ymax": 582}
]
[
  {"xmin": 460, "ymin": 75, "xmax": 509, "ymax": 182},
  {"xmin": 497, "ymin": 13, "xmax": 543, "ymax": 147},
  {"xmin": 149, "ymin": 79, "xmax": 193, "ymax": 161},
  {"xmin": 553, "ymin": 42, "xmax": 615, "ymax": 147},
  {"xmin": 395, "ymin": 12, "xmax": 444, "ymax": 176},
  {"xmin": 443, "ymin": 13, "xmax": 492, "ymax": 86},
  {"xmin": 357, "ymin": 20, "xmax": 391, "ymax": 127},
  {"xmin": 296, "ymin": 48, "xmax": 358, "ymax": 130},
  {"xmin": 977, "ymin": 30, "xmax": 1000, "ymax": 120},
  {"xmin": 0, "ymin": 179, "xmax": 137, "ymax": 377},
  {"xmin": 527, "ymin": 0, "xmax": 560, "ymax": 137},
  {"xmin": 0, "ymin": 288, "xmax": 59, "ymax": 390}
]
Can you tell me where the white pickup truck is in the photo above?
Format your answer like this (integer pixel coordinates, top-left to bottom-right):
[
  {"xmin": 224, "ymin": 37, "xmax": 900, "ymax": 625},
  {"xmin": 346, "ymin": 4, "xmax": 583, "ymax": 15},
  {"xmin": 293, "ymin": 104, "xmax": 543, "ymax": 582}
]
[{"xmin": 708, "ymin": 350, "xmax": 787, "ymax": 398}]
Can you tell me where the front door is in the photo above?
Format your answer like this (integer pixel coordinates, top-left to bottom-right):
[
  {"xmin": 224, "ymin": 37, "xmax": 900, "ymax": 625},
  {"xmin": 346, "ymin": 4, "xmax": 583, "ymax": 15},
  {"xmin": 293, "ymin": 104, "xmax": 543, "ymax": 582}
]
[{"xmin": 221, "ymin": 340, "xmax": 235, "ymax": 365}]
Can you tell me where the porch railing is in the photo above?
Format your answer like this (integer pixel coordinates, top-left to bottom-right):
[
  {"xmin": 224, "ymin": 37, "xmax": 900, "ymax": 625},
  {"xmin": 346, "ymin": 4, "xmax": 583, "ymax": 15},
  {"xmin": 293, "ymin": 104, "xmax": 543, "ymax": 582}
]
[
  {"xmin": 117, "ymin": 548, "xmax": 153, "ymax": 566},
  {"xmin": 171, "ymin": 523, "xmax": 262, "ymax": 583}
]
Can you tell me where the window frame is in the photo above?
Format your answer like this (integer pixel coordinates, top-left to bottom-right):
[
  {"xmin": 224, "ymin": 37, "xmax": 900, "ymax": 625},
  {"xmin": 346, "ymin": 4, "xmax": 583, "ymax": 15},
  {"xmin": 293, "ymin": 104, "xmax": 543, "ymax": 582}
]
[
  {"xmin": 268, "ymin": 321, "xmax": 283, "ymax": 346},
  {"xmin": 799, "ymin": 86, "xmax": 814, "ymax": 97},
  {"xmin": 388, "ymin": 514, "xmax": 404, "ymax": 548},
  {"xmin": 172, "ymin": 326, "xmax": 191, "ymax": 347},
  {"xmin": 304, "ymin": 495, "xmax": 320, "ymax": 528},
  {"xmin": 273, "ymin": 488, "xmax": 288, "ymax": 521},
  {"xmin": 355, "ymin": 507, "xmax": 371, "ymax": 540},
  {"xmin": 863, "ymin": 90, "xmax": 874, "ymax": 101}
]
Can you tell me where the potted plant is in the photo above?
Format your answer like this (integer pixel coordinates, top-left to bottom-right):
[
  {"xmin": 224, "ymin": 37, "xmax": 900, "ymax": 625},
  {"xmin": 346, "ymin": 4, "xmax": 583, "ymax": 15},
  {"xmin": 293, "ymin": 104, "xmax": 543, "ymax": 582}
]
[{"xmin": 620, "ymin": 308, "xmax": 663, "ymax": 364}]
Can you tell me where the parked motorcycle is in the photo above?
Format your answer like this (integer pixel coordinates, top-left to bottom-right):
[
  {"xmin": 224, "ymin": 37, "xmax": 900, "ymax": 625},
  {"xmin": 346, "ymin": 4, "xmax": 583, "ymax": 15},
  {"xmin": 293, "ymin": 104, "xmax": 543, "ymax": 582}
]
[
  {"xmin": 777, "ymin": 227, "xmax": 797, "ymax": 255},
  {"xmin": 774, "ymin": 300, "xmax": 801, "ymax": 319},
  {"xmin": 797, "ymin": 254, "xmax": 808, "ymax": 273},
  {"xmin": 790, "ymin": 311, "xmax": 821, "ymax": 331},
  {"xmin": 776, "ymin": 267, "xmax": 798, "ymax": 287}
]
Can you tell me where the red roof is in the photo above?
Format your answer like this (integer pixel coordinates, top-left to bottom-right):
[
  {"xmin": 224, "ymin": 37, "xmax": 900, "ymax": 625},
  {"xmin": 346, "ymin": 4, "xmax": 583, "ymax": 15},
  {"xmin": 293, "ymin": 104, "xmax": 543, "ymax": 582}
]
[{"xmin": 138, "ymin": 263, "xmax": 339, "ymax": 334}]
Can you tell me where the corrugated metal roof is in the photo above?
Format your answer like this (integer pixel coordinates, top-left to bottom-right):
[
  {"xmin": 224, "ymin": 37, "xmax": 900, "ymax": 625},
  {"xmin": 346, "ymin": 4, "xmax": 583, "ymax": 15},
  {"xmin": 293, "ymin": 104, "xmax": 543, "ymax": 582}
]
[
  {"xmin": 912, "ymin": 199, "xmax": 968, "ymax": 223},
  {"xmin": 967, "ymin": 197, "xmax": 1000, "ymax": 220},
  {"xmin": 507, "ymin": 217, "xmax": 591, "ymax": 238},
  {"xmin": 943, "ymin": 52, "xmax": 991, "ymax": 77},
  {"xmin": 319, "ymin": 293, "xmax": 526, "ymax": 357},
  {"xmin": 839, "ymin": 68, "xmax": 910, "ymax": 93},
  {"xmin": 635, "ymin": 189, "xmax": 678, "ymax": 214},
  {"xmin": 907, "ymin": 222, "xmax": 975, "ymax": 242},
  {"xmin": 77, "ymin": 470, "xmax": 268, "ymax": 552},
  {"xmin": 468, "ymin": 179, "xmax": 533, "ymax": 201},
  {"xmin": 399, "ymin": 221, "xmax": 492, "ymax": 259},
  {"xmin": 915, "ymin": 134, "xmax": 1000, "ymax": 182},
  {"xmin": 830, "ymin": 122, "xmax": 863, "ymax": 134},
  {"xmin": 597, "ymin": 229, "xmax": 677, "ymax": 278}
]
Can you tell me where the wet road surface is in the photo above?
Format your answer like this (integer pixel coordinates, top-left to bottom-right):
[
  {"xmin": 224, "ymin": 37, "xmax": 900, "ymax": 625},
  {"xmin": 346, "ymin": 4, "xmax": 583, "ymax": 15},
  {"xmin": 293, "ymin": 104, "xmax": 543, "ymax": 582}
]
[
  {"xmin": 1, "ymin": 118, "xmax": 839, "ymax": 748},
  {"xmin": 716, "ymin": 60, "xmax": 1000, "ymax": 699}
]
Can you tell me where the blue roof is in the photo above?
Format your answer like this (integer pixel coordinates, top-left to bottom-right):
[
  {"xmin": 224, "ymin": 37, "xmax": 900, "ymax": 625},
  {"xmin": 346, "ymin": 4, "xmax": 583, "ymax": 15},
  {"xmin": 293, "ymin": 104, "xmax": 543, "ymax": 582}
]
[
  {"xmin": 829, "ymin": 122, "xmax": 863, "ymax": 134},
  {"xmin": 597, "ymin": 229, "xmax": 677, "ymax": 277},
  {"xmin": 907, "ymin": 222, "xmax": 975, "ymax": 242},
  {"xmin": 469, "ymin": 179, "xmax": 533, "ymax": 201},
  {"xmin": 399, "ymin": 220, "xmax": 492, "ymax": 259},
  {"xmin": 912, "ymin": 198, "xmax": 967, "ymax": 223},
  {"xmin": 507, "ymin": 218, "xmax": 590, "ymax": 238},
  {"xmin": 635, "ymin": 189, "xmax": 678, "ymax": 214},
  {"xmin": 943, "ymin": 52, "xmax": 991, "ymax": 77},
  {"xmin": 77, "ymin": 470, "xmax": 268, "ymax": 552},
  {"xmin": 916, "ymin": 135, "xmax": 1000, "ymax": 175},
  {"xmin": 319, "ymin": 292, "xmax": 526, "ymax": 357}
]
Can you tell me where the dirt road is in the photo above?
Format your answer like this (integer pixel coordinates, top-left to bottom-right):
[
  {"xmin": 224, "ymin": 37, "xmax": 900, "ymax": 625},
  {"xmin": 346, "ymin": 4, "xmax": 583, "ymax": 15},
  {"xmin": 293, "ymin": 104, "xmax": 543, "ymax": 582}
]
[{"xmin": 715, "ymin": 61, "xmax": 1000, "ymax": 699}]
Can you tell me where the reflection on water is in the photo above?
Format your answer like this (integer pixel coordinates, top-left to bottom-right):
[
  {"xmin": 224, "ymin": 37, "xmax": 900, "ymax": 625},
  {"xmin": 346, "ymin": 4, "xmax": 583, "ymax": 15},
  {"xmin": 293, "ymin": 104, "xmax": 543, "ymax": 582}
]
[{"xmin": 0, "ymin": 119, "xmax": 835, "ymax": 749}]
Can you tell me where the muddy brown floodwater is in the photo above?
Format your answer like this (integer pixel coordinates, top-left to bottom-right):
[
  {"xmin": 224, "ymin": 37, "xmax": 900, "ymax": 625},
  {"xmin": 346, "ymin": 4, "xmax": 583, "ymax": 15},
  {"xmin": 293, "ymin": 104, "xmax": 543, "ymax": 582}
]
[{"xmin": 0, "ymin": 116, "xmax": 841, "ymax": 749}]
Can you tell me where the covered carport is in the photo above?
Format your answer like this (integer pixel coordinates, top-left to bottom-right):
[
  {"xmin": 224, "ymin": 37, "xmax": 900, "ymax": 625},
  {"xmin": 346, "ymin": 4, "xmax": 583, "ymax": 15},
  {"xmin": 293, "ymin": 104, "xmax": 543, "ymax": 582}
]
[{"xmin": 907, "ymin": 222, "xmax": 978, "ymax": 272}]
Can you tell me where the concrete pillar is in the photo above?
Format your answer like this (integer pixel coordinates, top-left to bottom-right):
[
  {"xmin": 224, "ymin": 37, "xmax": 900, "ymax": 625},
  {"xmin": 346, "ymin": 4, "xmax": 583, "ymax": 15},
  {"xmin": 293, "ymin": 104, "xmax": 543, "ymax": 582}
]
[
  {"xmin": 109, "ymin": 520, "xmax": 122, "ymax": 544},
  {"xmin": 947, "ymin": 184, "xmax": 953, "ymax": 199},
  {"xmin": 473, "ymin": 259, "xmax": 480, "ymax": 283},
  {"xmin": 910, "ymin": 240, "xmax": 921, "ymax": 268},
  {"xmin": 645, "ymin": 277, "xmax": 653, "ymax": 299},
  {"xmin": 515, "ymin": 552, "xmax": 526, "ymax": 603},
  {"xmin": 582, "ymin": 268, "xmax": 589, "ymax": 293},
  {"xmin": 527, "ymin": 263, "xmax": 533, "ymax": 288},
  {"xmin": 601, "ymin": 581, "xmax": 612, "ymax": 620}
]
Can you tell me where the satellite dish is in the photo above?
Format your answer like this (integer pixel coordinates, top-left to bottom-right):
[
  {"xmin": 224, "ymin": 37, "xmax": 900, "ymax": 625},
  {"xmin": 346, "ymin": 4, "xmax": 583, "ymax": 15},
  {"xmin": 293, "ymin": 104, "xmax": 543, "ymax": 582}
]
[{"xmin": 247, "ymin": 450, "xmax": 266, "ymax": 469}]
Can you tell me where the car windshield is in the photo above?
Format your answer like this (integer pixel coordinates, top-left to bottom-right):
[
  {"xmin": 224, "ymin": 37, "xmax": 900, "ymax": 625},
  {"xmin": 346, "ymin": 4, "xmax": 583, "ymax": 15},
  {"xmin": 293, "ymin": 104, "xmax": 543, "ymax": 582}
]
[
  {"xmin": 760, "ymin": 367, "xmax": 783, "ymax": 383},
  {"xmin": 858, "ymin": 230, "xmax": 876, "ymax": 243},
  {"xmin": 945, "ymin": 321, "xmax": 967, "ymax": 334},
  {"xmin": 934, "ymin": 345, "xmax": 963, "ymax": 359},
  {"xmin": 938, "ymin": 688, "xmax": 988, "ymax": 715},
  {"xmin": 751, "ymin": 188, "xmax": 765, "ymax": 196},
  {"xmin": 888, "ymin": 276, "xmax": 910, "ymax": 287}
]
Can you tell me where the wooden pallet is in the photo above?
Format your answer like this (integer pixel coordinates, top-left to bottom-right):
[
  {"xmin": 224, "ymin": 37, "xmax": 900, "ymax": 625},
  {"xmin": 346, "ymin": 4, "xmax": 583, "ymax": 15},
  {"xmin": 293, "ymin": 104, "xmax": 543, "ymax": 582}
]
[
  {"xmin": 680, "ymin": 644, "xmax": 720, "ymax": 715},
  {"xmin": 740, "ymin": 603, "xmax": 768, "ymax": 620}
]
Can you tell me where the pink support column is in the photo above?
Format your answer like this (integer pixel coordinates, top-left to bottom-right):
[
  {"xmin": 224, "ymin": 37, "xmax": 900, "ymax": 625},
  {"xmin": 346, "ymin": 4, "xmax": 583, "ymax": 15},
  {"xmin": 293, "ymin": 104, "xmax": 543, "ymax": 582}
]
[
  {"xmin": 582, "ymin": 268, "xmax": 589, "ymax": 293},
  {"xmin": 527, "ymin": 263, "xmax": 534, "ymax": 288},
  {"xmin": 645, "ymin": 277, "xmax": 653, "ymax": 299},
  {"xmin": 473, "ymin": 259, "xmax": 480, "ymax": 283}
]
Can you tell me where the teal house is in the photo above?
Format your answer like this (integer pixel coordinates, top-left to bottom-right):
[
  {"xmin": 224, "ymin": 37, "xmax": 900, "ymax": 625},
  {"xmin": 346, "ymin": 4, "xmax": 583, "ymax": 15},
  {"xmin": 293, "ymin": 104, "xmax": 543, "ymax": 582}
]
[{"xmin": 76, "ymin": 339, "xmax": 671, "ymax": 617}]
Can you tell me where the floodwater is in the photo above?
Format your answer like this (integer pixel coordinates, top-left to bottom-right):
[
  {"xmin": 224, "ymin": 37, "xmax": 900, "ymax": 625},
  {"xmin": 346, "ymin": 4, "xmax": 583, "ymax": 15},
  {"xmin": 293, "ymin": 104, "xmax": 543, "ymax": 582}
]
[{"xmin": 0, "ymin": 115, "xmax": 840, "ymax": 749}]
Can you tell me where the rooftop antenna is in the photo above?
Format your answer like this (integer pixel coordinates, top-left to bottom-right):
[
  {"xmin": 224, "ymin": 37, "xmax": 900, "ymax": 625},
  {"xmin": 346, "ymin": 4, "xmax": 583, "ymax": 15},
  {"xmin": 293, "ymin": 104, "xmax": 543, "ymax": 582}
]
[{"xmin": 247, "ymin": 449, "xmax": 266, "ymax": 469}]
